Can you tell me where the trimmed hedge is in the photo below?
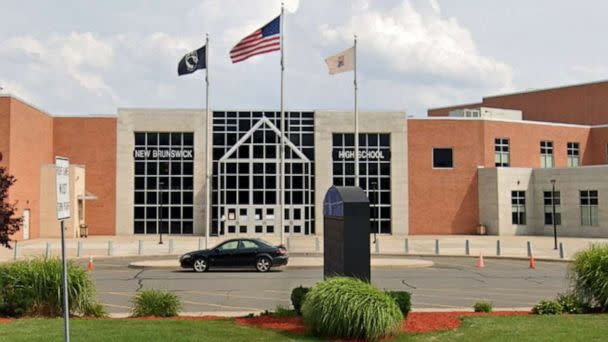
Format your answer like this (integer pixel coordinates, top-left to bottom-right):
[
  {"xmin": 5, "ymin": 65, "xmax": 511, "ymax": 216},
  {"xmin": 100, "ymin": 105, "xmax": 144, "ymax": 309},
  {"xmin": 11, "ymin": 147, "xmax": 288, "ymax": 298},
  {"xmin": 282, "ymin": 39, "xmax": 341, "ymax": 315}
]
[
  {"xmin": 131, "ymin": 289, "xmax": 181, "ymax": 317},
  {"xmin": 387, "ymin": 291, "xmax": 412, "ymax": 318},
  {"xmin": 290, "ymin": 286, "xmax": 310, "ymax": 315},
  {"xmin": 0, "ymin": 258, "xmax": 105, "ymax": 317},
  {"xmin": 302, "ymin": 277, "xmax": 403, "ymax": 341},
  {"xmin": 569, "ymin": 243, "xmax": 608, "ymax": 311}
]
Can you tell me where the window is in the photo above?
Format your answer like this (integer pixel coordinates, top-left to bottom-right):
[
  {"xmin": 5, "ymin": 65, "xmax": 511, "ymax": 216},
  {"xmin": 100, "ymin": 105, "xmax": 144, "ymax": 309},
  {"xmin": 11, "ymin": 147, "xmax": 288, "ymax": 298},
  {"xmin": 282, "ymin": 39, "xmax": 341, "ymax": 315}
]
[
  {"xmin": 332, "ymin": 133, "xmax": 392, "ymax": 234},
  {"xmin": 212, "ymin": 111, "xmax": 315, "ymax": 236},
  {"xmin": 543, "ymin": 191, "xmax": 561, "ymax": 225},
  {"xmin": 580, "ymin": 190, "xmax": 599, "ymax": 226},
  {"xmin": 495, "ymin": 138, "xmax": 510, "ymax": 167},
  {"xmin": 133, "ymin": 132, "xmax": 194, "ymax": 235},
  {"xmin": 240, "ymin": 240, "xmax": 259, "ymax": 249},
  {"xmin": 540, "ymin": 141, "xmax": 554, "ymax": 168},
  {"xmin": 433, "ymin": 148, "xmax": 453, "ymax": 168},
  {"xmin": 218, "ymin": 240, "xmax": 239, "ymax": 251},
  {"xmin": 567, "ymin": 142, "xmax": 580, "ymax": 167},
  {"xmin": 511, "ymin": 191, "xmax": 526, "ymax": 225}
]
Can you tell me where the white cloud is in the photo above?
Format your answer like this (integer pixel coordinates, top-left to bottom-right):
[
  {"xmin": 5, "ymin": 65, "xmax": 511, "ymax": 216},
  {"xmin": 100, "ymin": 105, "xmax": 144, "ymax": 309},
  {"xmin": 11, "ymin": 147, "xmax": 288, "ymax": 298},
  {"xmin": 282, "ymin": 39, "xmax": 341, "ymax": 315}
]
[
  {"xmin": 0, "ymin": 0, "xmax": 513, "ymax": 116},
  {"xmin": 319, "ymin": 0, "xmax": 513, "ymax": 92}
]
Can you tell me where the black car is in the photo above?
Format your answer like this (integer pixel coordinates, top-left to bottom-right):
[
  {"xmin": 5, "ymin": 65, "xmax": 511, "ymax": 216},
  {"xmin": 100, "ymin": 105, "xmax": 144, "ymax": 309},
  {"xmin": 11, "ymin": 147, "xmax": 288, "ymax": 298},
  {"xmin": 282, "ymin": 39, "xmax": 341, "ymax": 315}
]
[{"xmin": 179, "ymin": 238, "xmax": 288, "ymax": 272}]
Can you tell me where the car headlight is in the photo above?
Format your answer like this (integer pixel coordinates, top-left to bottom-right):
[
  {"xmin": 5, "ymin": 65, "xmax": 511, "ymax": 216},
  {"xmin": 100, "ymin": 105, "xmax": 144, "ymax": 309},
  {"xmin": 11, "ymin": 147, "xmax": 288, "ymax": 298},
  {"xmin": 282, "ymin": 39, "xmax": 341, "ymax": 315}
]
[{"xmin": 181, "ymin": 254, "xmax": 191, "ymax": 260}]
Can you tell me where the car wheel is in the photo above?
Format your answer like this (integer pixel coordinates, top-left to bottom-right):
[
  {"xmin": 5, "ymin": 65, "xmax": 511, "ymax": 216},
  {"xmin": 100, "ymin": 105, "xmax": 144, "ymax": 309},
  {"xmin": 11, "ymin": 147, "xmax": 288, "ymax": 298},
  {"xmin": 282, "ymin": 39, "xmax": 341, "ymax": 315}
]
[
  {"xmin": 256, "ymin": 257, "xmax": 271, "ymax": 272},
  {"xmin": 193, "ymin": 258, "xmax": 208, "ymax": 272}
]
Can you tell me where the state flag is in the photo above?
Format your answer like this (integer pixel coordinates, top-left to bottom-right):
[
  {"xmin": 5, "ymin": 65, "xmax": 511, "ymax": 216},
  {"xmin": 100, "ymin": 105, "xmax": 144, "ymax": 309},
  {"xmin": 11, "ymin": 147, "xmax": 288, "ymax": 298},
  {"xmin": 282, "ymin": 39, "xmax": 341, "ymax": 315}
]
[{"xmin": 325, "ymin": 47, "xmax": 354, "ymax": 75}]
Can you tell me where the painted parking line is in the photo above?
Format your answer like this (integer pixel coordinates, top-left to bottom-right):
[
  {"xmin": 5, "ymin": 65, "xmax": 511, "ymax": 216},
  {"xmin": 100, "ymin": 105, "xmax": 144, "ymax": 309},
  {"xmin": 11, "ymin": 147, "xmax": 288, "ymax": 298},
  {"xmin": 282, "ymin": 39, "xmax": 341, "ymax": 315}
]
[
  {"xmin": 412, "ymin": 301, "xmax": 462, "ymax": 309},
  {"xmin": 104, "ymin": 291, "xmax": 134, "ymax": 297}
]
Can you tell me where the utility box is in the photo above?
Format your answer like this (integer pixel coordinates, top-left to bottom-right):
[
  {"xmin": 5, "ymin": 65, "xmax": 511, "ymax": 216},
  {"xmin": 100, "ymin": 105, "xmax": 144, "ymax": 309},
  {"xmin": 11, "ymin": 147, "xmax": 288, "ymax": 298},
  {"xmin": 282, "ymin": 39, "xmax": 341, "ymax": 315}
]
[{"xmin": 323, "ymin": 186, "xmax": 371, "ymax": 281}]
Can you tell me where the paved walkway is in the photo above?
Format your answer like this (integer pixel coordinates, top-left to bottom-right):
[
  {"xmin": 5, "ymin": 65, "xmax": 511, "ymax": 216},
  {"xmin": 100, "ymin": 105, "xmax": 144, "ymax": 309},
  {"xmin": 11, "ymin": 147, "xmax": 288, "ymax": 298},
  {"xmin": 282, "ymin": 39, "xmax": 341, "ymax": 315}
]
[{"xmin": 2, "ymin": 234, "xmax": 607, "ymax": 262}]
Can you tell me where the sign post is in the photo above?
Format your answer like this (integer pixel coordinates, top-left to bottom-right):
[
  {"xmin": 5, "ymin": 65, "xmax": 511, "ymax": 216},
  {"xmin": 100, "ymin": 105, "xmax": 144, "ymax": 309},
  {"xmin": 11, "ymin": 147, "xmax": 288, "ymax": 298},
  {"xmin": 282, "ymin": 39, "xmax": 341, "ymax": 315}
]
[{"xmin": 55, "ymin": 156, "xmax": 71, "ymax": 342}]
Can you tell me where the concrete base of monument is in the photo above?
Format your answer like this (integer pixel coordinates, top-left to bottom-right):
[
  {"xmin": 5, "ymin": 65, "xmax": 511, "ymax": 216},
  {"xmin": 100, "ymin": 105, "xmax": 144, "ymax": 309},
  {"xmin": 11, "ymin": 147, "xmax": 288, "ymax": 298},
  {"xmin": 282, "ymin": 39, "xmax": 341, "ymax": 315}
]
[{"xmin": 129, "ymin": 256, "xmax": 434, "ymax": 269}]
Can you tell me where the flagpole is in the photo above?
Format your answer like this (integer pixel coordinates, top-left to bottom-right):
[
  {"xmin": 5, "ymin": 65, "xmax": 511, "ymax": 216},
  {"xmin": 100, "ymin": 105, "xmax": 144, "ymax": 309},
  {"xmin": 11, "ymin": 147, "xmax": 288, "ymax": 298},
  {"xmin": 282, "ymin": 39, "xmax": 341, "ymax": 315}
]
[
  {"xmin": 205, "ymin": 33, "xmax": 211, "ymax": 248},
  {"xmin": 354, "ymin": 35, "xmax": 359, "ymax": 188},
  {"xmin": 279, "ymin": 3, "xmax": 286, "ymax": 245}
]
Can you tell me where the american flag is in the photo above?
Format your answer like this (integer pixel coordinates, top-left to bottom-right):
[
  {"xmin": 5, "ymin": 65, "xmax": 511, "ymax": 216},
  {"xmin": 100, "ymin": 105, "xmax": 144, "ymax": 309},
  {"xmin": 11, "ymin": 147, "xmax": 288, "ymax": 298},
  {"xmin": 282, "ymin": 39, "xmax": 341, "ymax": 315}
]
[{"xmin": 230, "ymin": 15, "xmax": 280, "ymax": 64}]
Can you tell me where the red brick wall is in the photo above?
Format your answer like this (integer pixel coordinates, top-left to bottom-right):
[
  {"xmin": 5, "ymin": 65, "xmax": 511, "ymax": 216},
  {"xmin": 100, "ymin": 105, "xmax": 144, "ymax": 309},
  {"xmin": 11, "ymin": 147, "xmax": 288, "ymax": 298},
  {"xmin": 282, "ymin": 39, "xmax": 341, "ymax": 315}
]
[
  {"xmin": 0, "ymin": 98, "xmax": 10, "ymax": 169},
  {"xmin": 53, "ymin": 117, "xmax": 117, "ymax": 236},
  {"xmin": 427, "ymin": 81, "xmax": 608, "ymax": 125},
  {"xmin": 7, "ymin": 98, "xmax": 54, "ymax": 240},
  {"xmin": 408, "ymin": 119, "xmax": 596, "ymax": 235},
  {"xmin": 408, "ymin": 120, "xmax": 485, "ymax": 234}
]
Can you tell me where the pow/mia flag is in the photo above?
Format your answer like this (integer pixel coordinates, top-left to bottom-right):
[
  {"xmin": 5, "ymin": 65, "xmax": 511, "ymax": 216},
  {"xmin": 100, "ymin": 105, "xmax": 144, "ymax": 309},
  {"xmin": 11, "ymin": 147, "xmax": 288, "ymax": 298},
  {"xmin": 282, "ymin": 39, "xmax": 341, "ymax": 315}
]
[{"xmin": 178, "ymin": 45, "xmax": 206, "ymax": 76}]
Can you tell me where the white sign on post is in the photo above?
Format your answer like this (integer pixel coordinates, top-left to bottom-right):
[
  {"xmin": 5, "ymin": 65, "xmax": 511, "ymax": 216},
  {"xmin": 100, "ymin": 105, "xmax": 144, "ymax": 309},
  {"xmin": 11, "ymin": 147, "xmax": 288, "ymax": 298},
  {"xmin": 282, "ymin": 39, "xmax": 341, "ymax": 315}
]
[{"xmin": 55, "ymin": 157, "xmax": 71, "ymax": 220}]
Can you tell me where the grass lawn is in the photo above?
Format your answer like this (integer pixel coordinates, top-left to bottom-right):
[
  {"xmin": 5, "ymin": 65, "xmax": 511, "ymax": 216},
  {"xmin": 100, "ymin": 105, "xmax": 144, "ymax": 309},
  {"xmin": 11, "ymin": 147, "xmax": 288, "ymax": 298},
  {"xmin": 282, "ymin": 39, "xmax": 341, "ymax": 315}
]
[{"xmin": 1, "ymin": 315, "xmax": 608, "ymax": 341}]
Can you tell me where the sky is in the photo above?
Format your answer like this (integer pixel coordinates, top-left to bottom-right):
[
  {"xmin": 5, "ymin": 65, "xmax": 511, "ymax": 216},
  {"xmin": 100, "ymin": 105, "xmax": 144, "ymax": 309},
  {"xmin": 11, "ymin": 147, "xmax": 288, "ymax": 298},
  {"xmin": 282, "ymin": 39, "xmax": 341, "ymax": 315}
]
[{"xmin": 1, "ymin": 0, "xmax": 607, "ymax": 117}]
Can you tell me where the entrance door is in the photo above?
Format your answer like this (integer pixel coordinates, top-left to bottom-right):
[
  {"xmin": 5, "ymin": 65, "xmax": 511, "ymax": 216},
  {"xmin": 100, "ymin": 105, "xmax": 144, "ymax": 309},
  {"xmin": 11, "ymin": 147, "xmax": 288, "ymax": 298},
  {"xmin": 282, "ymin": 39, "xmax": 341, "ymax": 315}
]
[
  {"xmin": 22, "ymin": 209, "xmax": 30, "ymax": 240},
  {"xmin": 284, "ymin": 206, "xmax": 305, "ymax": 235}
]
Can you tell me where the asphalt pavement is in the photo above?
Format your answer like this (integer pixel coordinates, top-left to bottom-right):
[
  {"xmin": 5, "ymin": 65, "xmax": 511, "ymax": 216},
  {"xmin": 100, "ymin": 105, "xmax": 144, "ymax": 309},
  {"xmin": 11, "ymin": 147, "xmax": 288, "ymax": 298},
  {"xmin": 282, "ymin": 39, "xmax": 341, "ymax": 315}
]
[{"xmin": 81, "ymin": 256, "xmax": 569, "ymax": 314}]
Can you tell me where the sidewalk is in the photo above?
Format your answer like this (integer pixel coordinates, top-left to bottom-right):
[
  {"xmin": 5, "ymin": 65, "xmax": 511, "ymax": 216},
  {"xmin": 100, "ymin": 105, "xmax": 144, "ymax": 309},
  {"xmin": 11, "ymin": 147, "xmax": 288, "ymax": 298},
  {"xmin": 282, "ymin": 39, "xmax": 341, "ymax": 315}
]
[{"xmin": 1, "ymin": 234, "xmax": 607, "ymax": 262}]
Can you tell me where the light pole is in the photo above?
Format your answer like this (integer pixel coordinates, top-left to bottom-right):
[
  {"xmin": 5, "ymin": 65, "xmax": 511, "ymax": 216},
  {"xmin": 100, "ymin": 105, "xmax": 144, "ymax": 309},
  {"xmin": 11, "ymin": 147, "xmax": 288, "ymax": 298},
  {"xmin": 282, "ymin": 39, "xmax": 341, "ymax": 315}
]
[{"xmin": 551, "ymin": 179, "xmax": 558, "ymax": 250}]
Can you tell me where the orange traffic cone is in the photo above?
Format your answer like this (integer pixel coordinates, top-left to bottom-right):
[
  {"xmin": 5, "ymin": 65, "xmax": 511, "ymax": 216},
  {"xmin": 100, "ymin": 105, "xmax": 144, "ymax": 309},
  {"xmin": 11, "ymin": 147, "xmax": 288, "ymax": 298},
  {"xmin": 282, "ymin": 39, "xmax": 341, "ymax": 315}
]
[
  {"xmin": 87, "ymin": 256, "xmax": 95, "ymax": 272},
  {"xmin": 476, "ymin": 252, "xmax": 485, "ymax": 268},
  {"xmin": 529, "ymin": 254, "xmax": 536, "ymax": 269}
]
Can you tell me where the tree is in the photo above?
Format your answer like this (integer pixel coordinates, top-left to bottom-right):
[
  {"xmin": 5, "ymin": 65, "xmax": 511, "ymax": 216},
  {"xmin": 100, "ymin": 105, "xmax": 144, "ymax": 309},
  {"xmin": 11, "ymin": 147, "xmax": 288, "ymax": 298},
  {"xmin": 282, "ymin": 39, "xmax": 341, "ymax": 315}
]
[{"xmin": 0, "ymin": 167, "xmax": 22, "ymax": 249}]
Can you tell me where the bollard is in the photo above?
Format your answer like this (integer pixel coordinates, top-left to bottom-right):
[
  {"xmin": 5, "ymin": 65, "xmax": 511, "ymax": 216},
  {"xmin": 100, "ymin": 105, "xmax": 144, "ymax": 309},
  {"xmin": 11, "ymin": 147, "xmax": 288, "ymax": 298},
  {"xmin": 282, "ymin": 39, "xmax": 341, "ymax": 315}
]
[
  {"xmin": 375, "ymin": 238, "xmax": 380, "ymax": 254},
  {"xmin": 315, "ymin": 237, "xmax": 320, "ymax": 252},
  {"xmin": 496, "ymin": 240, "xmax": 501, "ymax": 256},
  {"xmin": 108, "ymin": 241, "xmax": 114, "ymax": 256},
  {"xmin": 559, "ymin": 242, "xmax": 565, "ymax": 259},
  {"xmin": 138, "ymin": 240, "xmax": 143, "ymax": 255},
  {"xmin": 287, "ymin": 237, "xmax": 291, "ymax": 251},
  {"xmin": 13, "ymin": 241, "xmax": 18, "ymax": 260},
  {"xmin": 404, "ymin": 238, "xmax": 409, "ymax": 254},
  {"xmin": 169, "ymin": 239, "xmax": 174, "ymax": 254},
  {"xmin": 435, "ymin": 239, "xmax": 440, "ymax": 255},
  {"xmin": 527, "ymin": 241, "xmax": 532, "ymax": 257},
  {"xmin": 77, "ymin": 240, "xmax": 83, "ymax": 257},
  {"xmin": 198, "ymin": 238, "xmax": 204, "ymax": 250},
  {"xmin": 46, "ymin": 242, "xmax": 51, "ymax": 258},
  {"xmin": 465, "ymin": 239, "xmax": 470, "ymax": 256}
]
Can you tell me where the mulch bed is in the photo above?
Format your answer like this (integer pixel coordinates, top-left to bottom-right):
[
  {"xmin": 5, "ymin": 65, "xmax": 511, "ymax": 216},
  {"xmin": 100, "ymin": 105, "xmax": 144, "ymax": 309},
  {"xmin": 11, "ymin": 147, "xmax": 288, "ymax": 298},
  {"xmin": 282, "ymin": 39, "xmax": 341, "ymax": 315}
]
[
  {"xmin": 404, "ymin": 311, "xmax": 529, "ymax": 333},
  {"xmin": 0, "ymin": 318, "xmax": 12, "ymax": 324},
  {"xmin": 235, "ymin": 316, "xmax": 306, "ymax": 335},
  {"xmin": 235, "ymin": 311, "xmax": 530, "ymax": 336}
]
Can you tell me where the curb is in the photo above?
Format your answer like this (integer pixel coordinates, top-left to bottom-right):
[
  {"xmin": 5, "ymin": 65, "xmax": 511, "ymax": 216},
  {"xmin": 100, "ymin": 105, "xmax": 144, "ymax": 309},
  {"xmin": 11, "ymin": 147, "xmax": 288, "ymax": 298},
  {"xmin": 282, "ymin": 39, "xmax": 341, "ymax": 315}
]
[{"xmin": 107, "ymin": 307, "xmax": 532, "ymax": 318}]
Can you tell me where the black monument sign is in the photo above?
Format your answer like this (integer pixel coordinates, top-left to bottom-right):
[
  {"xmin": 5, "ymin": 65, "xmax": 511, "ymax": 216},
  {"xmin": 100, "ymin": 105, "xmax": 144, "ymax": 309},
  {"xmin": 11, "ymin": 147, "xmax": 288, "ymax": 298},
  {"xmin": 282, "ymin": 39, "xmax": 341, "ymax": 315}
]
[{"xmin": 323, "ymin": 186, "xmax": 371, "ymax": 281}]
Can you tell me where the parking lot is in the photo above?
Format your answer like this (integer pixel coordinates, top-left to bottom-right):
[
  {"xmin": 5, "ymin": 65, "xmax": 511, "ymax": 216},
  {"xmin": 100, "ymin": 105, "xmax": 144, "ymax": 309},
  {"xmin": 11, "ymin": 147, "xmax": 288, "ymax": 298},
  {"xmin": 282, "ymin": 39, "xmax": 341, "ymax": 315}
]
[{"xmin": 81, "ymin": 256, "xmax": 569, "ymax": 314}]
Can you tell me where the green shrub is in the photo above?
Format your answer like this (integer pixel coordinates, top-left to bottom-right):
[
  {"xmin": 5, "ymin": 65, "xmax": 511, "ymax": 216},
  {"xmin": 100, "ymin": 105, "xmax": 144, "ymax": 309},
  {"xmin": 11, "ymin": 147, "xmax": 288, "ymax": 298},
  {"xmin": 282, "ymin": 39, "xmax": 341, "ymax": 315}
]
[
  {"xmin": 273, "ymin": 305, "xmax": 297, "ymax": 317},
  {"xmin": 131, "ymin": 289, "xmax": 181, "ymax": 317},
  {"xmin": 473, "ymin": 301, "xmax": 493, "ymax": 313},
  {"xmin": 387, "ymin": 291, "xmax": 412, "ymax": 318},
  {"xmin": 290, "ymin": 286, "xmax": 310, "ymax": 315},
  {"xmin": 556, "ymin": 292, "xmax": 587, "ymax": 314},
  {"xmin": 569, "ymin": 244, "xmax": 608, "ymax": 311},
  {"xmin": 0, "ymin": 258, "xmax": 103, "ymax": 317},
  {"xmin": 302, "ymin": 277, "xmax": 403, "ymax": 341},
  {"xmin": 532, "ymin": 300, "xmax": 562, "ymax": 315}
]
